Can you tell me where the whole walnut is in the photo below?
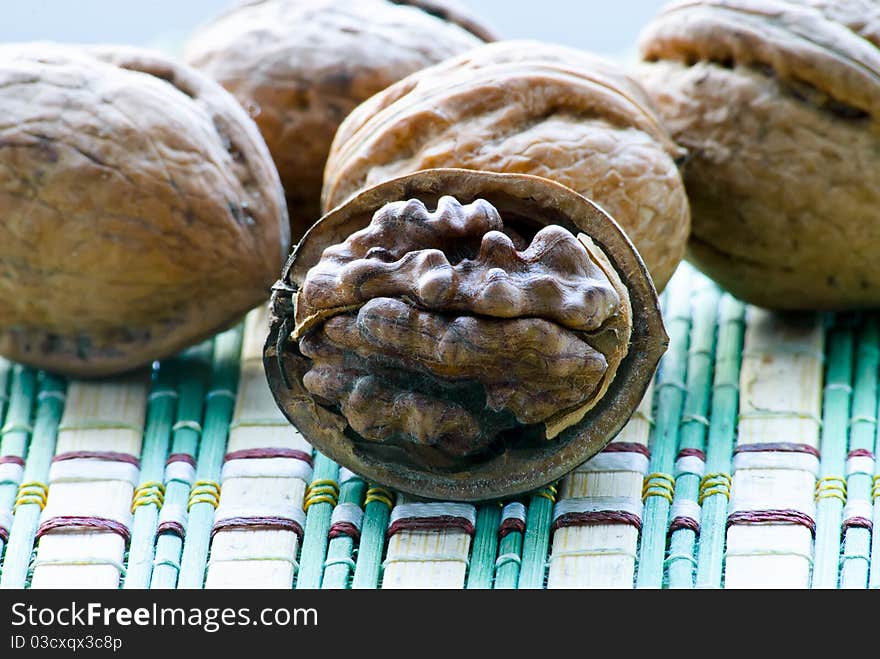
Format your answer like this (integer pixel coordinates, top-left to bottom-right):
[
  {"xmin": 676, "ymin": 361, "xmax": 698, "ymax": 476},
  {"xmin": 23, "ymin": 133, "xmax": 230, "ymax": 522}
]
[
  {"xmin": 639, "ymin": 0, "xmax": 880, "ymax": 309},
  {"xmin": 265, "ymin": 169, "xmax": 667, "ymax": 500},
  {"xmin": 322, "ymin": 40, "xmax": 691, "ymax": 292},
  {"xmin": 0, "ymin": 44, "xmax": 288, "ymax": 377},
  {"xmin": 184, "ymin": 0, "xmax": 494, "ymax": 239}
]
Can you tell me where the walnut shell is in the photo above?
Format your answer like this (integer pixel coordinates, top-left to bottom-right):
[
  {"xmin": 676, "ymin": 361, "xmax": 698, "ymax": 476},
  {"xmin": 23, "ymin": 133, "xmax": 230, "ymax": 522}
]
[
  {"xmin": 184, "ymin": 0, "xmax": 493, "ymax": 239},
  {"xmin": 639, "ymin": 0, "xmax": 880, "ymax": 309},
  {"xmin": 265, "ymin": 169, "xmax": 667, "ymax": 501},
  {"xmin": 0, "ymin": 44, "xmax": 288, "ymax": 376},
  {"xmin": 322, "ymin": 40, "xmax": 690, "ymax": 291}
]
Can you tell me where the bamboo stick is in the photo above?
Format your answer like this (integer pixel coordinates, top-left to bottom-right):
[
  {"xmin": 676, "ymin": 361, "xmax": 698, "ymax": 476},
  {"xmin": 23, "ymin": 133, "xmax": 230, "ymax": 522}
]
[
  {"xmin": 695, "ymin": 295, "xmax": 746, "ymax": 588},
  {"xmin": 0, "ymin": 374, "xmax": 65, "ymax": 589},
  {"xmin": 321, "ymin": 472, "xmax": 366, "ymax": 589},
  {"xmin": 30, "ymin": 373, "xmax": 149, "ymax": 588},
  {"xmin": 637, "ymin": 268, "xmax": 692, "ymax": 588},
  {"xmin": 149, "ymin": 341, "xmax": 213, "ymax": 589},
  {"xmin": 547, "ymin": 385, "xmax": 653, "ymax": 588},
  {"xmin": 812, "ymin": 315, "xmax": 854, "ymax": 588},
  {"xmin": 204, "ymin": 307, "xmax": 310, "ymax": 589},
  {"xmin": 723, "ymin": 308, "xmax": 824, "ymax": 588},
  {"xmin": 840, "ymin": 316, "xmax": 877, "ymax": 588},
  {"xmin": 177, "ymin": 324, "xmax": 243, "ymax": 588},
  {"xmin": 381, "ymin": 495, "xmax": 475, "ymax": 589},
  {"xmin": 667, "ymin": 277, "xmax": 721, "ymax": 588}
]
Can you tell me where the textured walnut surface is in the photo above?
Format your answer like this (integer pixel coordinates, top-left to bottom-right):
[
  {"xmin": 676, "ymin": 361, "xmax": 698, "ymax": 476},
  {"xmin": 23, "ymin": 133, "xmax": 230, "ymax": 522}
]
[
  {"xmin": 0, "ymin": 43, "xmax": 288, "ymax": 376},
  {"xmin": 295, "ymin": 196, "xmax": 630, "ymax": 459},
  {"xmin": 184, "ymin": 0, "xmax": 490, "ymax": 238},
  {"xmin": 639, "ymin": 0, "xmax": 880, "ymax": 309},
  {"xmin": 265, "ymin": 169, "xmax": 667, "ymax": 500},
  {"xmin": 322, "ymin": 40, "xmax": 690, "ymax": 292}
]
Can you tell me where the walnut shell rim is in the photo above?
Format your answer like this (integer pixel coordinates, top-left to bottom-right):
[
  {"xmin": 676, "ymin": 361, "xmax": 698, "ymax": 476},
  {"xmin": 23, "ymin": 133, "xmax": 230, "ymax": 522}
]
[{"xmin": 264, "ymin": 169, "xmax": 667, "ymax": 501}]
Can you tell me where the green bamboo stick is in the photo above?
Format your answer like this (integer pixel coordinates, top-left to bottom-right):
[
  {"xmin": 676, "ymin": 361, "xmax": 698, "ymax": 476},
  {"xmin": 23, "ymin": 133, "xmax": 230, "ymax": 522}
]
[
  {"xmin": 637, "ymin": 272, "xmax": 692, "ymax": 588},
  {"xmin": 667, "ymin": 279, "xmax": 721, "ymax": 589},
  {"xmin": 296, "ymin": 453, "xmax": 339, "ymax": 589},
  {"xmin": 695, "ymin": 295, "xmax": 746, "ymax": 589},
  {"xmin": 0, "ymin": 373, "xmax": 65, "ymax": 589},
  {"xmin": 0, "ymin": 358, "xmax": 11, "ymax": 427},
  {"xmin": 177, "ymin": 326, "xmax": 243, "ymax": 589},
  {"xmin": 150, "ymin": 342, "xmax": 213, "ymax": 589},
  {"xmin": 351, "ymin": 485, "xmax": 394, "ymax": 589},
  {"xmin": 493, "ymin": 522, "xmax": 523, "ymax": 589},
  {"xmin": 466, "ymin": 503, "xmax": 501, "ymax": 589},
  {"xmin": 0, "ymin": 366, "xmax": 38, "ymax": 560},
  {"xmin": 321, "ymin": 476, "xmax": 366, "ymax": 589},
  {"xmin": 123, "ymin": 359, "xmax": 180, "ymax": 589},
  {"xmin": 812, "ymin": 315, "xmax": 855, "ymax": 588},
  {"xmin": 841, "ymin": 316, "xmax": 878, "ymax": 588},
  {"xmin": 517, "ymin": 486, "xmax": 556, "ymax": 589},
  {"xmin": 868, "ymin": 315, "xmax": 880, "ymax": 588}
]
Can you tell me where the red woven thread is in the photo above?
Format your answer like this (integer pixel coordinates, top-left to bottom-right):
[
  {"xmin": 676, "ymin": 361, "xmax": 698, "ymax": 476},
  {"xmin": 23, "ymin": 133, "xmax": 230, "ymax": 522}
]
[
  {"xmin": 552, "ymin": 511, "xmax": 642, "ymax": 532},
  {"xmin": 847, "ymin": 449, "xmax": 875, "ymax": 459},
  {"xmin": 52, "ymin": 451, "xmax": 139, "ymax": 466},
  {"xmin": 328, "ymin": 522, "xmax": 360, "ymax": 541},
  {"xmin": 211, "ymin": 517, "xmax": 304, "ymax": 539},
  {"xmin": 224, "ymin": 448, "xmax": 313, "ymax": 466},
  {"xmin": 0, "ymin": 526, "xmax": 8, "ymax": 542},
  {"xmin": 498, "ymin": 518, "xmax": 526, "ymax": 539},
  {"xmin": 733, "ymin": 443, "xmax": 820, "ymax": 457},
  {"xmin": 0, "ymin": 455, "xmax": 25, "ymax": 466},
  {"xmin": 156, "ymin": 521, "xmax": 185, "ymax": 538},
  {"xmin": 669, "ymin": 516, "xmax": 700, "ymax": 534},
  {"xmin": 727, "ymin": 509, "xmax": 816, "ymax": 535},
  {"xmin": 677, "ymin": 448, "xmax": 706, "ymax": 460},
  {"xmin": 602, "ymin": 442, "xmax": 650, "ymax": 457},
  {"xmin": 842, "ymin": 517, "xmax": 873, "ymax": 532},
  {"xmin": 166, "ymin": 453, "xmax": 196, "ymax": 466},
  {"xmin": 386, "ymin": 516, "xmax": 475, "ymax": 538},
  {"xmin": 37, "ymin": 516, "xmax": 131, "ymax": 543}
]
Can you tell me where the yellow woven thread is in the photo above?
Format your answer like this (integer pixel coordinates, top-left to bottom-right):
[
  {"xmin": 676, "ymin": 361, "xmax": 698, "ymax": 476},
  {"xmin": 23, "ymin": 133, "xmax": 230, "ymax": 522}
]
[
  {"xmin": 873, "ymin": 475, "xmax": 880, "ymax": 501},
  {"xmin": 14, "ymin": 482, "xmax": 49, "ymax": 510},
  {"xmin": 131, "ymin": 481, "xmax": 166, "ymax": 513},
  {"xmin": 535, "ymin": 484, "xmax": 558, "ymax": 504},
  {"xmin": 303, "ymin": 479, "xmax": 339, "ymax": 512},
  {"xmin": 814, "ymin": 477, "xmax": 847, "ymax": 504},
  {"xmin": 642, "ymin": 473, "xmax": 675, "ymax": 503},
  {"xmin": 188, "ymin": 480, "xmax": 221, "ymax": 510},
  {"xmin": 364, "ymin": 486, "xmax": 395, "ymax": 509},
  {"xmin": 698, "ymin": 473, "xmax": 732, "ymax": 504}
]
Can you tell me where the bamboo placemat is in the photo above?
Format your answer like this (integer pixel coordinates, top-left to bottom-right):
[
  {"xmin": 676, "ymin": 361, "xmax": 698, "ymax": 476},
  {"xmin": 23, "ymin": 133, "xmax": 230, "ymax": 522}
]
[{"xmin": 1, "ymin": 263, "xmax": 878, "ymax": 589}]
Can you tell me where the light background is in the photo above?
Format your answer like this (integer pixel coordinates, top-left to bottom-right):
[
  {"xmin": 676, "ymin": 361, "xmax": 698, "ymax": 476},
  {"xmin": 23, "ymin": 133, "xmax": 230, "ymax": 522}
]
[{"xmin": 0, "ymin": 0, "xmax": 669, "ymax": 60}]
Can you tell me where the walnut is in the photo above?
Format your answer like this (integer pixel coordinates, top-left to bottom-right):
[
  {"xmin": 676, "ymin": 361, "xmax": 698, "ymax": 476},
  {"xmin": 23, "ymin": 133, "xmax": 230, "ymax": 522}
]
[
  {"xmin": 0, "ymin": 44, "xmax": 288, "ymax": 376},
  {"xmin": 184, "ymin": 0, "xmax": 494, "ymax": 238},
  {"xmin": 639, "ymin": 0, "xmax": 880, "ymax": 309},
  {"xmin": 265, "ymin": 169, "xmax": 667, "ymax": 500},
  {"xmin": 322, "ymin": 40, "xmax": 690, "ymax": 292}
]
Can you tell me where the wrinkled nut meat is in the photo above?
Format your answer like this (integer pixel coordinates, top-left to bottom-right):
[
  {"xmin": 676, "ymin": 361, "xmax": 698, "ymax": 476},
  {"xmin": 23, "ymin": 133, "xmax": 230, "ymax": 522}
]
[
  {"xmin": 639, "ymin": 0, "xmax": 880, "ymax": 309},
  {"xmin": 185, "ymin": 0, "xmax": 494, "ymax": 238},
  {"xmin": 265, "ymin": 169, "xmax": 667, "ymax": 500},
  {"xmin": 322, "ymin": 40, "xmax": 690, "ymax": 291},
  {"xmin": 0, "ymin": 44, "xmax": 288, "ymax": 377}
]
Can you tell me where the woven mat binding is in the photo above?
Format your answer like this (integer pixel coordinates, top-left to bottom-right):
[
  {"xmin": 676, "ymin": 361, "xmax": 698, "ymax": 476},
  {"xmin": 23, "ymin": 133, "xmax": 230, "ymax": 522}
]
[{"xmin": 1, "ymin": 264, "xmax": 878, "ymax": 589}]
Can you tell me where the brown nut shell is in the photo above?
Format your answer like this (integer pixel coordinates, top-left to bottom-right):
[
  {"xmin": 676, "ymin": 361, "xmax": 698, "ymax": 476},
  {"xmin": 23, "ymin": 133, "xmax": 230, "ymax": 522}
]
[
  {"xmin": 322, "ymin": 40, "xmax": 690, "ymax": 292},
  {"xmin": 265, "ymin": 169, "xmax": 667, "ymax": 501},
  {"xmin": 639, "ymin": 0, "xmax": 880, "ymax": 309},
  {"xmin": 0, "ymin": 44, "xmax": 288, "ymax": 376},
  {"xmin": 184, "ymin": 0, "xmax": 493, "ymax": 238}
]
